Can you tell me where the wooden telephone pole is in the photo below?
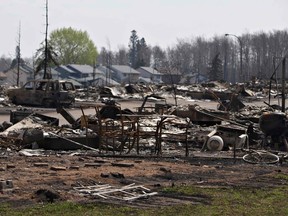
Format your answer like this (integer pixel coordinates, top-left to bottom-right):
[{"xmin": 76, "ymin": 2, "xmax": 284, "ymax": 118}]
[
  {"xmin": 16, "ymin": 22, "xmax": 21, "ymax": 87},
  {"xmin": 43, "ymin": 0, "xmax": 49, "ymax": 79},
  {"xmin": 282, "ymin": 57, "xmax": 286, "ymax": 112}
]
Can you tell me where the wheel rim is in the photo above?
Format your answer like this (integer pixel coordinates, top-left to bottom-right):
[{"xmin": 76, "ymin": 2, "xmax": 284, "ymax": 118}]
[{"xmin": 243, "ymin": 151, "xmax": 279, "ymax": 164}]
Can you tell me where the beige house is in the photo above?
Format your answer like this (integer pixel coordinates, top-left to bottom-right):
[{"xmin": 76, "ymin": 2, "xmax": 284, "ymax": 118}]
[
  {"xmin": 4, "ymin": 64, "xmax": 34, "ymax": 87},
  {"xmin": 136, "ymin": 67, "xmax": 163, "ymax": 83},
  {"xmin": 0, "ymin": 71, "xmax": 7, "ymax": 85},
  {"xmin": 109, "ymin": 65, "xmax": 140, "ymax": 84}
]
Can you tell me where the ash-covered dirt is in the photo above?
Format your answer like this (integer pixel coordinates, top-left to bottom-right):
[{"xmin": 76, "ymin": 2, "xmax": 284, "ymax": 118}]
[{"xmin": 1, "ymin": 149, "xmax": 287, "ymax": 208}]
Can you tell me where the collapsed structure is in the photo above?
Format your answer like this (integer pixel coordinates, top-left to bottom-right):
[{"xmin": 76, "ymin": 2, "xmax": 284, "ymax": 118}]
[
  {"xmin": 0, "ymin": 80, "xmax": 287, "ymax": 159},
  {"xmin": 1, "ymin": 79, "xmax": 288, "ymax": 203}
]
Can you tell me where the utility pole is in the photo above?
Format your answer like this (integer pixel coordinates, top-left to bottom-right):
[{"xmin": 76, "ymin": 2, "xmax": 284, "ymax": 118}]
[
  {"xmin": 16, "ymin": 22, "xmax": 21, "ymax": 87},
  {"xmin": 33, "ymin": 53, "xmax": 36, "ymax": 80},
  {"xmin": 44, "ymin": 0, "xmax": 49, "ymax": 79},
  {"xmin": 282, "ymin": 57, "xmax": 286, "ymax": 112},
  {"xmin": 93, "ymin": 60, "xmax": 96, "ymax": 87},
  {"xmin": 105, "ymin": 51, "xmax": 108, "ymax": 86}
]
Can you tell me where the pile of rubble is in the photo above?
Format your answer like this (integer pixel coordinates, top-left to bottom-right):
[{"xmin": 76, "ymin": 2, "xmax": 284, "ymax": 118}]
[
  {"xmin": 0, "ymin": 79, "xmax": 287, "ymax": 157},
  {"xmin": 0, "ymin": 85, "xmax": 14, "ymax": 107},
  {"xmin": 0, "ymin": 97, "xmax": 284, "ymax": 157},
  {"xmin": 1, "ymin": 80, "xmax": 288, "ymax": 206}
]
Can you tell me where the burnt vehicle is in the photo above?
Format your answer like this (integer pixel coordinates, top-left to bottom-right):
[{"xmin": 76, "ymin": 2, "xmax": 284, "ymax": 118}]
[{"xmin": 7, "ymin": 79, "xmax": 76, "ymax": 107}]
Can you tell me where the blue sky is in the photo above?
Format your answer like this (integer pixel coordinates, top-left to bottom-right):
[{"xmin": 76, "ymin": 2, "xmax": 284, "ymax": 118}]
[{"xmin": 1, "ymin": 0, "xmax": 288, "ymax": 58}]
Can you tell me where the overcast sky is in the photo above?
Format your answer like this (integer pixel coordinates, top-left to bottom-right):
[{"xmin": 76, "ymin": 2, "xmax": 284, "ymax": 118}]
[{"xmin": 1, "ymin": 0, "xmax": 288, "ymax": 58}]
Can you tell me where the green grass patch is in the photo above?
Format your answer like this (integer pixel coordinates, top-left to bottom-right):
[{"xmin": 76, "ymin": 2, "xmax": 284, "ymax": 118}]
[
  {"xmin": 162, "ymin": 185, "xmax": 288, "ymax": 215},
  {"xmin": 0, "ymin": 202, "xmax": 139, "ymax": 216},
  {"xmin": 1, "ymin": 186, "xmax": 288, "ymax": 216},
  {"xmin": 274, "ymin": 173, "xmax": 288, "ymax": 181}
]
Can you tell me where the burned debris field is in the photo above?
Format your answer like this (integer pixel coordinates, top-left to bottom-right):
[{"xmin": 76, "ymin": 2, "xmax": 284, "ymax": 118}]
[
  {"xmin": 2, "ymin": 0, "xmax": 288, "ymax": 214},
  {"xmin": 1, "ymin": 81, "xmax": 288, "ymax": 215}
]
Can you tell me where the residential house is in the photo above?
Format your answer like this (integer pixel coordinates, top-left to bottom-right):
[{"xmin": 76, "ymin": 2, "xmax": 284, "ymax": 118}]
[
  {"xmin": 36, "ymin": 68, "xmax": 62, "ymax": 80},
  {"xmin": 54, "ymin": 64, "xmax": 119, "ymax": 87},
  {"xmin": 4, "ymin": 63, "xmax": 34, "ymax": 86},
  {"xmin": 136, "ymin": 67, "xmax": 162, "ymax": 83},
  {"xmin": 67, "ymin": 64, "xmax": 118, "ymax": 87},
  {"xmin": 158, "ymin": 67, "xmax": 182, "ymax": 84},
  {"xmin": 66, "ymin": 64, "xmax": 94, "ymax": 79},
  {"xmin": 56, "ymin": 64, "xmax": 138, "ymax": 86},
  {"xmin": 109, "ymin": 65, "xmax": 140, "ymax": 84},
  {"xmin": 92, "ymin": 65, "xmax": 119, "ymax": 86},
  {"xmin": 0, "ymin": 72, "xmax": 7, "ymax": 85},
  {"xmin": 55, "ymin": 64, "xmax": 95, "ymax": 87},
  {"xmin": 54, "ymin": 65, "xmax": 78, "ymax": 79},
  {"xmin": 89, "ymin": 75, "xmax": 120, "ymax": 86}
]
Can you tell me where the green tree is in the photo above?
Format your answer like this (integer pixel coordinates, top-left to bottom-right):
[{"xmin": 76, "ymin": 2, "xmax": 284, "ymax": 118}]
[
  {"xmin": 208, "ymin": 52, "xmax": 223, "ymax": 81},
  {"xmin": 136, "ymin": 38, "xmax": 151, "ymax": 68},
  {"xmin": 49, "ymin": 27, "xmax": 98, "ymax": 65},
  {"xmin": 128, "ymin": 30, "xmax": 151, "ymax": 68}
]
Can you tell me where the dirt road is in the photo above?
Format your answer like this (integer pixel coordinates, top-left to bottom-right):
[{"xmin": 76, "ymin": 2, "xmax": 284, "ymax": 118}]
[
  {"xmin": 0, "ymin": 98, "xmax": 219, "ymax": 125},
  {"xmin": 0, "ymin": 95, "xmax": 276, "ymax": 126}
]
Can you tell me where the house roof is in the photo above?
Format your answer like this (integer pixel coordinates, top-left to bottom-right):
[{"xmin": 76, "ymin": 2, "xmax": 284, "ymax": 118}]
[
  {"xmin": 138, "ymin": 67, "xmax": 162, "ymax": 75},
  {"xmin": 93, "ymin": 75, "xmax": 120, "ymax": 85},
  {"xmin": 94, "ymin": 68, "xmax": 105, "ymax": 76},
  {"xmin": 110, "ymin": 65, "xmax": 139, "ymax": 74},
  {"xmin": 37, "ymin": 68, "xmax": 61, "ymax": 77},
  {"xmin": 55, "ymin": 65, "xmax": 77, "ymax": 74},
  {"xmin": 96, "ymin": 65, "xmax": 108, "ymax": 72},
  {"xmin": 77, "ymin": 76, "xmax": 95, "ymax": 82},
  {"xmin": 77, "ymin": 74, "xmax": 120, "ymax": 85},
  {"xmin": 67, "ymin": 64, "xmax": 94, "ymax": 74},
  {"xmin": 63, "ymin": 78, "xmax": 83, "ymax": 87},
  {"xmin": 5, "ymin": 63, "xmax": 34, "ymax": 75},
  {"xmin": 21, "ymin": 64, "xmax": 34, "ymax": 74},
  {"xmin": 96, "ymin": 65, "xmax": 114, "ymax": 75}
]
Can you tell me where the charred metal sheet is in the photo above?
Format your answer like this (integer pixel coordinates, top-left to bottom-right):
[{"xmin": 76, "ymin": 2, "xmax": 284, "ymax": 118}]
[
  {"xmin": 10, "ymin": 109, "xmax": 33, "ymax": 124},
  {"xmin": 10, "ymin": 109, "xmax": 59, "ymax": 126},
  {"xmin": 37, "ymin": 135, "xmax": 99, "ymax": 150},
  {"xmin": 172, "ymin": 105, "xmax": 229, "ymax": 125},
  {"xmin": 30, "ymin": 113, "xmax": 59, "ymax": 126}
]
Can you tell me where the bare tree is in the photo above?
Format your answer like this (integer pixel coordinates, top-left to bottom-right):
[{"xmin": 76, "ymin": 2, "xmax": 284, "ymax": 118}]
[
  {"xmin": 151, "ymin": 45, "xmax": 166, "ymax": 68},
  {"xmin": 107, "ymin": 29, "xmax": 288, "ymax": 84},
  {"xmin": 114, "ymin": 46, "xmax": 129, "ymax": 65},
  {"xmin": 165, "ymin": 39, "xmax": 194, "ymax": 76}
]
